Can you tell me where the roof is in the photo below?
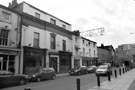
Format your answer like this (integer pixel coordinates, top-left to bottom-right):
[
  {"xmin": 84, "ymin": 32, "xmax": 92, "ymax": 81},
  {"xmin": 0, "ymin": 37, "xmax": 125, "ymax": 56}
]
[
  {"xmin": 81, "ymin": 37, "xmax": 97, "ymax": 44},
  {"xmin": 0, "ymin": 4, "xmax": 20, "ymax": 15},
  {"xmin": 12, "ymin": 1, "xmax": 71, "ymax": 26}
]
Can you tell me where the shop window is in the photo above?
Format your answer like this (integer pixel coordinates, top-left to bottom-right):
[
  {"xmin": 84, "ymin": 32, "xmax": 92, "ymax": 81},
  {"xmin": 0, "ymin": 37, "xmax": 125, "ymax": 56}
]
[
  {"xmin": 34, "ymin": 32, "xmax": 40, "ymax": 47},
  {"xmin": 0, "ymin": 29, "xmax": 9, "ymax": 46}
]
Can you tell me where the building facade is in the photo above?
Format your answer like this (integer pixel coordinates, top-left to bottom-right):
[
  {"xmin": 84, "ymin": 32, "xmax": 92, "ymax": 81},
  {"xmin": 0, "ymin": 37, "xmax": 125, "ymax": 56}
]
[
  {"xmin": 72, "ymin": 31, "xmax": 98, "ymax": 68},
  {"xmin": 9, "ymin": 0, "xmax": 73, "ymax": 74},
  {"xmin": 0, "ymin": 5, "xmax": 21, "ymax": 74}
]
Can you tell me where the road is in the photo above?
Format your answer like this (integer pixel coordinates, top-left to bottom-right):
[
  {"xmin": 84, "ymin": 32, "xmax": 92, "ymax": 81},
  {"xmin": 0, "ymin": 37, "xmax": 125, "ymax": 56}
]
[{"xmin": 1, "ymin": 73, "xmax": 115, "ymax": 90}]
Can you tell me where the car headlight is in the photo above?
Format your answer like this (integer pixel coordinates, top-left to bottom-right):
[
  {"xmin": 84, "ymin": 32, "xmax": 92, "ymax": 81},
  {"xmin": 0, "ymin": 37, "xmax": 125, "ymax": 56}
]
[
  {"xmin": 75, "ymin": 70, "xmax": 79, "ymax": 72},
  {"xmin": 32, "ymin": 75, "xmax": 35, "ymax": 77}
]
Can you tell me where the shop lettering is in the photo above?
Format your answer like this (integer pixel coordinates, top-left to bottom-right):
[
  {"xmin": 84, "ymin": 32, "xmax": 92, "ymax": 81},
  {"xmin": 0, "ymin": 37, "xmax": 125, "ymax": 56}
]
[{"xmin": 0, "ymin": 50, "xmax": 13, "ymax": 54}]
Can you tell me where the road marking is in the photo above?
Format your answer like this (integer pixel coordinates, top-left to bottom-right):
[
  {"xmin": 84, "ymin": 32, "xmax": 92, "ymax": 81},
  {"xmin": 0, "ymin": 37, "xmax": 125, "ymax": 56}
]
[{"xmin": 31, "ymin": 81, "xmax": 63, "ymax": 89}]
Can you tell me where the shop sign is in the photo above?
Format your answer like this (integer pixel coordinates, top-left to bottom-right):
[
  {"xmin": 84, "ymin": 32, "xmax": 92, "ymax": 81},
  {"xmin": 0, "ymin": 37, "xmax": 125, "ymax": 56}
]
[
  {"xmin": 0, "ymin": 50, "xmax": 17, "ymax": 55},
  {"xmin": 50, "ymin": 55, "xmax": 58, "ymax": 57}
]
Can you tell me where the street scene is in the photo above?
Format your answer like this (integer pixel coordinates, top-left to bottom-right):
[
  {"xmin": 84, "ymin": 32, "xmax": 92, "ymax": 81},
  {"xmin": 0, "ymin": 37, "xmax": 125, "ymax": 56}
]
[{"xmin": 0, "ymin": 0, "xmax": 135, "ymax": 90}]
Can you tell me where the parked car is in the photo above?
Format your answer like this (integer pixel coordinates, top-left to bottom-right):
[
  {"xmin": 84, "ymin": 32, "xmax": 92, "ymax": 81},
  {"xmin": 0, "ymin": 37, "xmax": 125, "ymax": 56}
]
[
  {"xmin": 28, "ymin": 67, "xmax": 56, "ymax": 82},
  {"xmin": 69, "ymin": 66, "xmax": 88, "ymax": 75},
  {"xmin": 95, "ymin": 65, "xmax": 112, "ymax": 76},
  {"xmin": 87, "ymin": 65, "xmax": 97, "ymax": 73},
  {"xmin": 0, "ymin": 70, "xmax": 29, "ymax": 88}
]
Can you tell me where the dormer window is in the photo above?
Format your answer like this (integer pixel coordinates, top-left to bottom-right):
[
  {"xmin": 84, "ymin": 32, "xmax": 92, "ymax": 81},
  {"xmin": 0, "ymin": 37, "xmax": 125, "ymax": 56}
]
[
  {"xmin": 50, "ymin": 18, "xmax": 56, "ymax": 24},
  {"xmin": 35, "ymin": 12, "xmax": 40, "ymax": 19},
  {"xmin": 62, "ymin": 24, "xmax": 66, "ymax": 29}
]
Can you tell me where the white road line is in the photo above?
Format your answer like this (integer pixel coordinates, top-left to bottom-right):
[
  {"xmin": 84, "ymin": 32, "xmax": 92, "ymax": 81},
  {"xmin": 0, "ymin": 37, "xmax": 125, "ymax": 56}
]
[{"xmin": 31, "ymin": 81, "xmax": 64, "ymax": 89}]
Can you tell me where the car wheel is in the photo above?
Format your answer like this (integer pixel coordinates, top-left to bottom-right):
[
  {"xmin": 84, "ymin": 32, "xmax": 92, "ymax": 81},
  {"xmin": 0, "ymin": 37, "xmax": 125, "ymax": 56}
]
[
  {"xmin": 86, "ymin": 71, "xmax": 88, "ymax": 74},
  {"xmin": 19, "ymin": 78, "xmax": 25, "ymax": 85},
  {"xmin": 36, "ymin": 77, "xmax": 41, "ymax": 82},
  {"xmin": 52, "ymin": 75, "xmax": 56, "ymax": 80}
]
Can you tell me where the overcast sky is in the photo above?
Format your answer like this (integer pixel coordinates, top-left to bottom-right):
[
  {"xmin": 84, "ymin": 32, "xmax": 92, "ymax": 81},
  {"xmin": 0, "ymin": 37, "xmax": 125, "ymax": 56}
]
[{"xmin": 1, "ymin": 0, "xmax": 135, "ymax": 48}]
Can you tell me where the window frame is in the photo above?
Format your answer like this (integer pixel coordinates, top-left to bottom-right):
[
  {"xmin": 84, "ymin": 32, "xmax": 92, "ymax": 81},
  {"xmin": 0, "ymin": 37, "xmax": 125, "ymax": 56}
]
[
  {"xmin": 2, "ymin": 11, "xmax": 11, "ymax": 22},
  {"xmin": 63, "ymin": 40, "xmax": 66, "ymax": 51},
  {"xmin": 50, "ymin": 33, "xmax": 56, "ymax": 49},
  {"xmin": 0, "ymin": 28, "xmax": 9, "ymax": 46},
  {"xmin": 62, "ymin": 24, "xmax": 66, "ymax": 29},
  {"xmin": 34, "ymin": 32, "xmax": 40, "ymax": 47},
  {"xmin": 35, "ymin": 12, "xmax": 40, "ymax": 19},
  {"xmin": 50, "ymin": 18, "xmax": 56, "ymax": 25}
]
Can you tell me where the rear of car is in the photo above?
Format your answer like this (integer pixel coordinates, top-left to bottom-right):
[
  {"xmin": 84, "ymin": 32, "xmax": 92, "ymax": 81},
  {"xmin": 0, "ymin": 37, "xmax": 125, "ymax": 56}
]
[
  {"xmin": 87, "ymin": 66, "xmax": 97, "ymax": 73},
  {"xmin": 0, "ymin": 70, "xmax": 29, "ymax": 88},
  {"xmin": 69, "ymin": 66, "xmax": 88, "ymax": 75}
]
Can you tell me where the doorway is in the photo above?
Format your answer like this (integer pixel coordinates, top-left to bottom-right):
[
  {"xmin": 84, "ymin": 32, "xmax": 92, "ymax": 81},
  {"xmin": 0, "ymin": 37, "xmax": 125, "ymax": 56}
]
[{"xmin": 50, "ymin": 57, "xmax": 57, "ymax": 73}]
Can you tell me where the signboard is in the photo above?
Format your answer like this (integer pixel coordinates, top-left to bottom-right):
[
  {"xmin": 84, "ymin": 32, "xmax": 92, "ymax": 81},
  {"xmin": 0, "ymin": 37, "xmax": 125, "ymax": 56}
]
[{"xmin": 80, "ymin": 27, "xmax": 105, "ymax": 37}]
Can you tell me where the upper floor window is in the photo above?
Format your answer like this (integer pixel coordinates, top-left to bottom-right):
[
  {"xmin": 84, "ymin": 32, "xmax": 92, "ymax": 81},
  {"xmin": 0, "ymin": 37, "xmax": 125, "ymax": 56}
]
[
  {"xmin": 83, "ymin": 39, "xmax": 85, "ymax": 44},
  {"xmin": 35, "ymin": 12, "xmax": 40, "ymax": 19},
  {"xmin": 50, "ymin": 33, "xmax": 56, "ymax": 49},
  {"xmin": 62, "ymin": 24, "xmax": 66, "ymax": 29},
  {"xmin": 94, "ymin": 50, "xmax": 95, "ymax": 57},
  {"xmin": 50, "ymin": 18, "xmax": 56, "ymax": 25},
  {"xmin": 0, "ymin": 29, "xmax": 9, "ymax": 46},
  {"xmin": 34, "ymin": 32, "xmax": 40, "ymax": 47},
  {"xmin": 63, "ymin": 40, "xmax": 66, "ymax": 51},
  {"xmin": 89, "ymin": 49, "xmax": 91, "ymax": 56},
  {"xmin": 88, "ymin": 42, "xmax": 91, "ymax": 46},
  {"xmin": 93, "ymin": 43, "xmax": 95, "ymax": 48},
  {"xmin": 83, "ymin": 48, "xmax": 85, "ymax": 56},
  {"xmin": 2, "ymin": 11, "xmax": 11, "ymax": 22}
]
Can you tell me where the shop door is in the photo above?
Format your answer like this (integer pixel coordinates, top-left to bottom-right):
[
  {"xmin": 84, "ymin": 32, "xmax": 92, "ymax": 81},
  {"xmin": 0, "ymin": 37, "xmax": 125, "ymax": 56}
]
[{"xmin": 51, "ymin": 57, "xmax": 57, "ymax": 73}]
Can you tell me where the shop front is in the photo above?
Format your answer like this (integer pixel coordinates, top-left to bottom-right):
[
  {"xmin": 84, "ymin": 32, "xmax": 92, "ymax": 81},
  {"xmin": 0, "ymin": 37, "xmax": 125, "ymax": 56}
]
[
  {"xmin": 23, "ymin": 46, "xmax": 47, "ymax": 74},
  {"xmin": 59, "ymin": 51, "xmax": 72, "ymax": 73},
  {"xmin": 48, "ymin": 51, "xmax": 59, "ymax": 73},
  {"xmin": 0, "ymin": 48, "xmax": 21, "ymax": 74},
  {"xmin": 82, "ymin": 57, "xmax": 98, "ymax": 66},
  {"xmin": 74, "ymin": 56, "xmax": 81, "ymax": 68}
]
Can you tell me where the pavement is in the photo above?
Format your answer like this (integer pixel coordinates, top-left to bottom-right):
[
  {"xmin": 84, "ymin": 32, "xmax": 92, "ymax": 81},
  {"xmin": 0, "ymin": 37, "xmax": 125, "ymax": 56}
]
[
  {"xmin": 56, "ymin": 67, "xmax": 135, "ymax": 90},
  {"xmin": 87, "ymin": 67, "xmax": 135, "ymax": 90}
]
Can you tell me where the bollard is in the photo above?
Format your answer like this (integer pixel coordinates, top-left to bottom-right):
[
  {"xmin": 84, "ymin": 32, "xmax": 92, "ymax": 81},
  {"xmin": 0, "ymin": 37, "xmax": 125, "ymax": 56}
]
[
  {"xmin": 114, "ymin": 70, "xmax": 117, "ymax": 78},
  {"xmin": 96, "ymin": 73, "xmax": 100, "ymax": 86},
  {"xmin": 123, "ymin": 68, "xmax": 124, "ymax": 74},
  {"xmin": 25, "ymin": 87, "xmax": 31, "ymax": 90},
  {"xmin": 76, "ymin": 77, "xmax": 80, "ymax": 90},
  {"xmin": 119, "ymin": 68, "xmax": 121, "ymax": 75},
  {"xmin": 107, "ymin": 72, "xmax": 111, "ymax": 81}
]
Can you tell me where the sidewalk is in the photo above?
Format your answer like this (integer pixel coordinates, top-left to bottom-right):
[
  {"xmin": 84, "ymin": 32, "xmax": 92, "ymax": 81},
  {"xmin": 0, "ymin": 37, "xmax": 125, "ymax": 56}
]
[
  {"xmin": 56, "ymin": 73, "xmax": 69, "ymax": 77},
  {"xmin": 87, "ymin": 68, "xmax": 135, "ymax": 90}
]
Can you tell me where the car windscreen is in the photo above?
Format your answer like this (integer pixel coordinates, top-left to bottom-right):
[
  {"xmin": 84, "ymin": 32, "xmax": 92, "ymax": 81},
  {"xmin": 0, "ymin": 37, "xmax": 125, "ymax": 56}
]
[{"xmin": 98, "ymin": 66, "xmax": 108, "ymax": 69}]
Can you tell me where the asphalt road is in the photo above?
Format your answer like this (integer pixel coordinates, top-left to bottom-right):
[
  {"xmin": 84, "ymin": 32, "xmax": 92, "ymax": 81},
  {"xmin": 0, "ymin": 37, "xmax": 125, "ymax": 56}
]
[{"xmin": 1, "ymin": 73, "xmax": 115, "ymax": 90}]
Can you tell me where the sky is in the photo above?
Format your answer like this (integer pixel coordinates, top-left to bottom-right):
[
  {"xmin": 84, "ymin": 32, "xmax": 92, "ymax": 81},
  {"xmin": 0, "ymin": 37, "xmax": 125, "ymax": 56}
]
[{"xmin": 1, "ymin": 0, "xmax": 135, "ymax": 48}]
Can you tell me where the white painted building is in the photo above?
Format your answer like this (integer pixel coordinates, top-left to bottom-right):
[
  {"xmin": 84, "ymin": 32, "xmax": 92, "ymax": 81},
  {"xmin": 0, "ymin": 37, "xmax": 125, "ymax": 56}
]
[
  {"xmin": 0, "ymin": 4, "xmax": 21, "ymax": 74},
  {"xmin": 9, "ymin": 0, "xmax": 73, "ymax": 74},
  {"xmin": 72, "ymin": 31, "xmax": 98, "ymax": 68}
]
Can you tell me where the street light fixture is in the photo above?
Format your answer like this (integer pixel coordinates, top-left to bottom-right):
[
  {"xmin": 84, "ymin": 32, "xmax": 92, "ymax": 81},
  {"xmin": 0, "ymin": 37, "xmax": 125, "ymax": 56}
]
[{"xmin": 130, "ymin": 32, "xmax": 135, "ymax": 34}]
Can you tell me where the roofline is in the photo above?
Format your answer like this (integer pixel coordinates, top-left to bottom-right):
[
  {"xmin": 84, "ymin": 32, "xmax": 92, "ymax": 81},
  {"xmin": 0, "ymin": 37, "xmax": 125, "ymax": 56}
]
[
  {"xmin": 81, "ymin": 37, "xmax": 97, "ymax": 44},
  {"xmin": 0, "ymin": 4, "xmax": 20, "ymax": 15},
  {"xmin": 13, "ymin": 1, "xmax": 71, "ymax": 26}
]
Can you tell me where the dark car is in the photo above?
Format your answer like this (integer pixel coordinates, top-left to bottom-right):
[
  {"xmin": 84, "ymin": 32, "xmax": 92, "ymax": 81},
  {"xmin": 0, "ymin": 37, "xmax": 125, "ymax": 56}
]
[
  {"xmin": 0, "ymin": 70, "xmax": 29, "ymax": 88},
  {"xmin": 87, "ymin": 65, "xmax": 97, "ymax": 73},
  {"xmin": 28, "ymin": 67, "xmax": 56, "ymax": 82},
  {"xmin": 69, "ymin": 66, "xmax": 88, "ymax": 75}
]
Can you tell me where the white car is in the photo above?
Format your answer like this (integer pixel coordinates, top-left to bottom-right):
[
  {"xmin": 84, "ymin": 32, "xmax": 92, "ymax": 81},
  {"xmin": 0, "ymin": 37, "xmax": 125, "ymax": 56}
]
[{"xmin": 95, "ymin": 65, "xmax": 112, "ymax": 75}]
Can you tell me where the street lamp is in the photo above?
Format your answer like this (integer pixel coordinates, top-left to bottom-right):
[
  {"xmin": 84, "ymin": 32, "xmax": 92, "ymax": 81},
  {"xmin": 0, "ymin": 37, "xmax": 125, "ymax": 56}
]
[{"xmin": 130, "ymin": 32, "xmax": 135, "ymax": 34}]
